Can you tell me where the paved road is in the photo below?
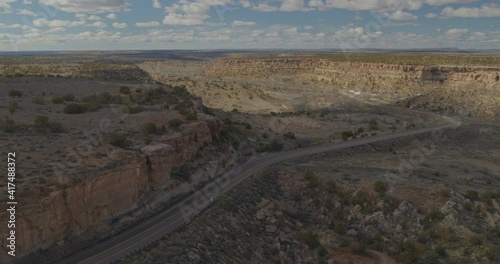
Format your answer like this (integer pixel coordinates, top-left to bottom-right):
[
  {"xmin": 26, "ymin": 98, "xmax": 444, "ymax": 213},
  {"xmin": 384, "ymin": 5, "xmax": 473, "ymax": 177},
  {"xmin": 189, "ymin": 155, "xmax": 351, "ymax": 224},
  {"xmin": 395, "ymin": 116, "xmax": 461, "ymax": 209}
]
[{"xmin": 57, "ymin": 121, "xmax": 459, "ymax": 264}]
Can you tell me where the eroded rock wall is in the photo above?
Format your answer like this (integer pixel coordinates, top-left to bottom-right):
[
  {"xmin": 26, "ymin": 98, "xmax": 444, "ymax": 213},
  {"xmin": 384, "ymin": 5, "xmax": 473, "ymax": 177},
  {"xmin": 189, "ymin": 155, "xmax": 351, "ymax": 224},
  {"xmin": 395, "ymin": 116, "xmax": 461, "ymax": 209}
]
[{"xmin": 0, "ymin": 118, "xmax": 223, "ymax": 260}]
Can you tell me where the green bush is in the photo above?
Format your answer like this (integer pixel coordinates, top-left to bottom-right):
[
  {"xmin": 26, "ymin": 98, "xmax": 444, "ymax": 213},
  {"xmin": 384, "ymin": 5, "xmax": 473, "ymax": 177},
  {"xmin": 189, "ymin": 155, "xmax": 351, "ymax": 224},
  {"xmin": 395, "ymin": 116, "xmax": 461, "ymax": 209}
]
[
  {"xmin": 341, "ymin": 131, "xmax": 354, "ymax": 141},
  {"xmin": 64, "ymin": 104, "xmax": 87, "ymax": 114},
  {"xmin": 465, "ymin": 190, "xmax": 479, "ymax": 201},
  {"xmin": 107, "ymin": 133, "xmax": 129, "ymax": 148},
  {"xmin": 120, "ymin": 86, "xmax": 131, "ymax": 94},
  {"xmin": 168, "ymin": 118, "xmax": 183, "ymax": 128},
  {"xmin": 34, "ymin": 116, "xmax": 49, "ymax": 132},
  {"xmin": 8, "ymin": 89, "xmax": 23, "ymax": 98},
  {"xmin": 305, "ymin": 171, "xmax": 319, "ymax": 188},
  {"xmin": 125, "ymin": 105, "xmax": 143, "ymax": 114},
  {"xmin": 84, "ymin": 101, "xmax": 102, "ymax": 112},
  {"xmin": 142, "ymin": 122, "xmax": 158, "ymax": 135},
  {"xmin": 52, "ymin": 97, "xmax": 64, "ymax": 104},
  {"xmin": 185, "ymin": 112, "xmax": 198, "ymax": 121}
]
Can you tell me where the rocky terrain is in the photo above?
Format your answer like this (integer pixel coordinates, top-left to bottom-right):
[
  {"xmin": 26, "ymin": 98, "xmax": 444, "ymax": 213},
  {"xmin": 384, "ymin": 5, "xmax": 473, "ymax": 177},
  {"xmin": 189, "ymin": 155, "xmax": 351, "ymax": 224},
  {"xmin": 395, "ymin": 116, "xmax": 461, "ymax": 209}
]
[
  {"xmin": 0, "ymin": 51, "xmax": 498, "ymax": 263},
  {"xmin": 121, "ymin": 120, "xmax": 500, "ymax": 264},
  {"xmin": 202, "ymin": 58, "xmax": 500, "ymax": 120}
]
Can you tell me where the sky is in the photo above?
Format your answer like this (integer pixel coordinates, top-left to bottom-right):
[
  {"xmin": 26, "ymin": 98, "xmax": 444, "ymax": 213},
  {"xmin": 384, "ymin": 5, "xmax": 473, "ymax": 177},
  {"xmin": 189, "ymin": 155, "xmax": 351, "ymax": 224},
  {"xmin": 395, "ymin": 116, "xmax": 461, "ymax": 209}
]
[{"xmin": 0, "ymin": 0, "xmax": 499, "ymax": 51}]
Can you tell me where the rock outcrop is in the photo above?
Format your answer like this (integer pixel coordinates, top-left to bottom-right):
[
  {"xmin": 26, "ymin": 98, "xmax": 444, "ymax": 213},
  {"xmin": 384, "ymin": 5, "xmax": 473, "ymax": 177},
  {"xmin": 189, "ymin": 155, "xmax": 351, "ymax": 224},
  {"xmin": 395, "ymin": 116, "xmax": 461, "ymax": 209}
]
[
  {"xmin": 204, "ymin": 59, "xmax": 500, "ymax": 120},
  {"xmin": 0, "ymin": 118, "xmax": 223, "ymax": 260}
]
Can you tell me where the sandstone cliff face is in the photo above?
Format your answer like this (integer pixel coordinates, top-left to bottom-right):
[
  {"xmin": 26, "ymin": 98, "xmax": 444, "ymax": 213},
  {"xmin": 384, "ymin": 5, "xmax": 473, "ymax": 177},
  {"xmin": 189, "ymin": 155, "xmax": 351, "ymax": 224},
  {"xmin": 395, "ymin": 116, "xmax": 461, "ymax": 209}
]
[
  {"xmin": 205, "ymin": 59, "xmax": 500, "ymax": 120},
  {"xmin": 0, "ymin": 118, "xmax": 222, "ymax": 260}
]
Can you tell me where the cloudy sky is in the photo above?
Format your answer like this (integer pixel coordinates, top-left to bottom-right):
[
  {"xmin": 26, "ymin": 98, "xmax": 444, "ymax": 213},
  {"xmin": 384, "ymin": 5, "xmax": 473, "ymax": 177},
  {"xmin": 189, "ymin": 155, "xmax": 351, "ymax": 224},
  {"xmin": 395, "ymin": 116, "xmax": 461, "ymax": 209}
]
[{"xmin": 0, "ymin": 0, "xmax": 499, "ymax": 51}]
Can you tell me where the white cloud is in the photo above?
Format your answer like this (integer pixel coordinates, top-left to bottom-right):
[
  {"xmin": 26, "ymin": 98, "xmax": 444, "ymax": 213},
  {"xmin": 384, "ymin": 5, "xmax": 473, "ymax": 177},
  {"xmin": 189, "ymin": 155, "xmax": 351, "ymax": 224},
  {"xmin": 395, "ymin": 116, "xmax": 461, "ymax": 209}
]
[
  {"xmin": 153, "ymin": 0, "xmax": 161, "ymax": 9},
  {"xmin": 384, "ymin": 10, "xmax": 418, "ymax": 20},
  {"xmin": 232, "ymin": 20, "xmax": 256, "ymax": 26},
  {"xmin": 425, "ymin": 13, "xmax": 439, "ymax": 18},
  {"xmin": 279, "ymin": 0, "xmax": 310, "ymax": 12},
  {"xmin": 88, "ymin": 15, "xmax": 101, "ymax": 21},
  {"xmin": 304, "ymin": 25, "xmax": 314, "ymax": 30},
  {"xmin": 136, "ymin": 21, "xmax": 160, "ymax": 27},
  {"xmin": 162, "ymin": 13, "xmax": 205, "ymax": 26},
  {"xmin": 0, "ymin": 0, "xmax": 15, "ymax": 14},
  {"xmin": 91, "ymin": 21, "xmax": 108, "ymax": 28},
  {"xmin": 106, "ymin": 13, "xmax": 117, "ymax": 19},
  {"xmin": 33, "ymin": 18, "xmax": 86, "ymax": 28},
  {"xmin": 441, "ymin": 4, "xmax": 500, "ymax": 18},
  {"xmin": 18, "ymin": 9, "xmax": 36, "ymax": 16},
  {"xmin": 39, "ymin": 0, "xmax": 129, "ymax": 13},
  {"xmin": 162, "ymin": 0, "xmax": 232, "ymax": 25},
  {"xmin": 444, "ymin": 28, "xmax": 468, "ymax": 38},
  {"xmin": 112, "ymin": 22, "xmax": 127, "ymax": 28},
  {"xmin": 23, "ymin": 0, "xmax": 32, "ymax": 4}
]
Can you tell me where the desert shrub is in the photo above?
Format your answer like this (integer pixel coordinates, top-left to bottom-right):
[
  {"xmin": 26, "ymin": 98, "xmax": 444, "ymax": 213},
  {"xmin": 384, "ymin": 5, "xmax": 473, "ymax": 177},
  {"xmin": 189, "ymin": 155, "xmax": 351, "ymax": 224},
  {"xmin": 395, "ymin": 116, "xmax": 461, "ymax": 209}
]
[
  {"xmin": 244, "ymin": 123, "xmax": 252, "ymax": 130},
  {"xmin": 223, "ymin": 117, "xmax": 232, "ymax": 125},
  {"xmin": 258, "ymin": 140, "xmax": 283, "ymax": 152},
  {"xmin": 439, "ymin": 189, "xmax": 451, "ymax": 198},
  {"xmin": 202, "ymin": 106, "xmax": 215, "ymax": 116},
  {"xmin": 62, "ymin": 94, "xmax": 75, "ymax": 102},
  {"xmin": 357, "ymin": 127, "xmax": 365, "ymax": 133},
  {"xmin": 168, "ymin": 118, "xmax": 183, "ymax": 128},
  {"xmin": 84, "ymin": 101, "xmax": 102, "ymax": 112},
  {"xmin": 283, "ymin": 131, "xmax": 296, "ymax": 139},
  {"xmin": 107, "ymin": 133, "xmax": 129, "ymax": 148},
  {"xmin": 352, "ymin": 243, "xmax": 367, "ymax": 255},
  {"xmin": 1, "ymin": 120, "xmax": 16, "ymax": 133},
  {"xmin": 396, "ymin": 241, "xmax": 419, "ymax": 264},
  {"xmin": 423, "ymin": 208, "xmax": 444, "ymax": 228},
  {"xmin": 142, "ymin": 122, "xmax": 158, "ymax": 135},
  {"xmin": 34, "ymin": 115, "xmax": 49, "ymax": 132},
  {"xmin": 298, "ymin": 230, "xmax": 320, "ymax": 249},
  {"xmin": 8, "ymin": 89, "xmax": 23, "ymax": 98},
  {"xmin": 97, "ymin": 92, "xmax": 112, "ymax": 104},
  {"xmin": 51, "ymin": 97, "xmax": 64, "ymax": 104},
  {"xmin": 374, "ymin": 181, "xmax": 387, "ymax": 196},
  {"xmin": 63, "ymin": 103, "xmax": 86, "ymax": 114},
  {"xmin": 341, "ymin": 131, "xmax": 354, "ymax": 141},
  {"xmin": 124, "ymin": 105, "xmax": 143, "ymax": 114},
  {"xmin": 305, "ymin": 171, "xmax": 319, "ymax": 188},
  {"xmin": 465, "ymin": 190, "xmax": 479, "ymax": 201},
  {"xmin": 434, "ymin": 245, "xmax": 447, "ymax": 258},
  {"xmin": 8, "ymin": 101, "xmax": 17, "ymax": 115},
  {"xmin": 185, "ymin": 112, "xmax": 198, "ymax": 121},
  {"xmin": 48, "ymin": 122, "xmax": 64, "ymax": 133},
  {"xmin": 119, "ymin": 86, "xmax": 131, "ymax": 94},
  {"xmin": 351, "ymin": 191, "xmax": 368, "ymax": 206},
  {"xmin": 369, "ymin": 118, "xmax": 379, "ymax": 130},
  {"xmin": 32, "ymin": 97, "xmax": 45, "ymax": 105}
]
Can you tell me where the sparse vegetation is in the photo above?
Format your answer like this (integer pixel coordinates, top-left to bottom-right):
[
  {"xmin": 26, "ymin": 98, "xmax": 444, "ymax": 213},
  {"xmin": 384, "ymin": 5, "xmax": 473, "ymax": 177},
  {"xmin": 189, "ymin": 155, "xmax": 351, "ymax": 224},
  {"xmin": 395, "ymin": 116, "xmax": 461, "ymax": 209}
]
[
  {"xmin": 8, "ymin": 101, "xmax": 17, "ymax": 115},
  {"xmin": 8, "ymin": 89, "xmax": 23, "ymax": 98},
  {"xmin": 120, "ymin": 86, "xmax": 131, "ymax": 94},
  {"xmin": 168, "ymin": 118, "xmax": 183, "ymax": 128},
  {"xmin": 107, "ymin": 133, "xmax": 129, "ymax": 148}
]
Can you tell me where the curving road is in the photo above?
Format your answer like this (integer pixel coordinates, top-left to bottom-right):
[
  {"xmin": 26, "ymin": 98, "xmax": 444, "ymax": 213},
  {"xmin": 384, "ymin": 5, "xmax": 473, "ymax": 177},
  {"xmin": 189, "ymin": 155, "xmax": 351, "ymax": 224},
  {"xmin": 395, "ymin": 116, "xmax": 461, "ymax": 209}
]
[{"xmin": 56, "ymin": 121, "xmax": 460, "ymax": 264}]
